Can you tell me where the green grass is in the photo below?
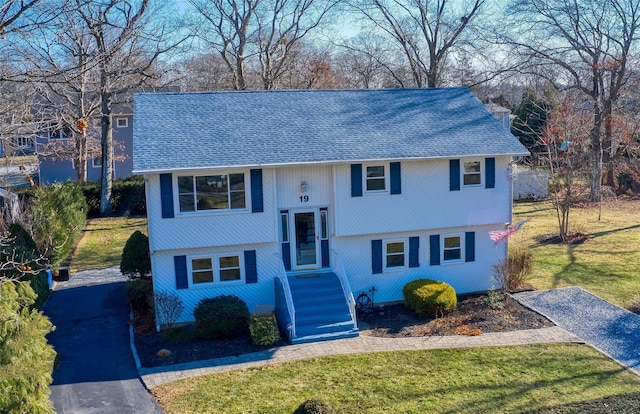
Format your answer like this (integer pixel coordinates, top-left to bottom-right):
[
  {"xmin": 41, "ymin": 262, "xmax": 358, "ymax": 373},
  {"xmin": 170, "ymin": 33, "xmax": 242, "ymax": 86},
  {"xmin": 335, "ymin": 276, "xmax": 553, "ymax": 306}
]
[
  {"xmin": 71, "ymin": 216, "xmax": 147, "ymax": 271},
  {"xmin": 152, "ymin": 344, "xmax": 640, "ymax": 414},
  {"xmin": 513, "ymin": 199, "xmax": 640, "ymax": 308}
]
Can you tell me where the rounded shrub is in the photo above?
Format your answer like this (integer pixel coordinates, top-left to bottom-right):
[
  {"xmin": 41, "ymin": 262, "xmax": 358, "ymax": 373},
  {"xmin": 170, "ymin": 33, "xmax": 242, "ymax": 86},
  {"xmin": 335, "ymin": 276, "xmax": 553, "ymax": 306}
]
[
  {"xmin": 403, "ymin": 278, "xmax": 457, "ymax": 317},
  {"xmin": 249, "ymin": 312, "xmax": 280, "ymax": 346},
  {"xmin": 293, "ymin": 398, "xmax": 334, "ymax": 414},
  {"xmin": 120, "ymin": 230, "xmax": 151, "ymax": 279},
  {"xmin": 194, "ymin": 295, "xmax": 249, "ymax": 339}
]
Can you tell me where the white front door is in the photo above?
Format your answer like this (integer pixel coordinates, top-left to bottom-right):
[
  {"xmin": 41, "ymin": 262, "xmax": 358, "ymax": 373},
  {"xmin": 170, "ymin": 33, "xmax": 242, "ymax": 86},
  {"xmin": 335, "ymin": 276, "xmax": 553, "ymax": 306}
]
[{"xmin": 292, "ymin": 210, "xmax": 320, "ymax": 270}]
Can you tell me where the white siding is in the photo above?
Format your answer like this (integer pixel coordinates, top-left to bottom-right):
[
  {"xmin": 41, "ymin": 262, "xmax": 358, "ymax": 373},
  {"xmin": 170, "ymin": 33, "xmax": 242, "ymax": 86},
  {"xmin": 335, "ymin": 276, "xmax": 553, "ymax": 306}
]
[
  {"xmin": 334, "ymin": 158, "xmax": 512, "ymax": 237},
  {"xmin": 151, "ymin": 243, "xmax": 280, "ymax": 325},
  {"xmin": 145, "ymin": 169, "xmax": 277, "ymax": 252},
  {"xmin": 276, "ymin": 165, "xmax": 333, "ymax": 209},
  {"xmin": 332, "ymin": 224, "xmax": 505, "ymax": 304}
]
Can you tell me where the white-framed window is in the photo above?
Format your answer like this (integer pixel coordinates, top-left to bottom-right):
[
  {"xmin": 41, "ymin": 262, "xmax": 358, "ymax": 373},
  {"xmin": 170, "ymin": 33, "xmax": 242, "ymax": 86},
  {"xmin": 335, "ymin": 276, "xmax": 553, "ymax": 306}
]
[
  {"xmin": 189, "ymin": 253, "xmax": 244, "ymax": 286},
  {"xmin": 177, "ymin": 172, "xmax": 247, "ymax": 213},
  {"xmin": 442, "ymin": 234, "xmax": 464, "ymax": 263},
  {"xmin": 12, "ymin": 136, "xmax": 33, "ymax": 149},
  {"xmin": 384, "ymin": 239, "xmax": 407, "ymax": 270},
  {"xmin": 462, "ymin": 159, "xmax": 483, "ymax": 187},
  {"xmin": 48, "ymin": 123, "xmax": 73, "ymax": 140},
  {"xmin": 92, "ymin": 157, "xmax": 101, "ymax": 168},
  {"xmin": 115, "ymin": 117, "xmax": 129, "ymax": 128},
  {"xmin": 364, "ymin": 164, "xmax": 387, "ymax": 193}
]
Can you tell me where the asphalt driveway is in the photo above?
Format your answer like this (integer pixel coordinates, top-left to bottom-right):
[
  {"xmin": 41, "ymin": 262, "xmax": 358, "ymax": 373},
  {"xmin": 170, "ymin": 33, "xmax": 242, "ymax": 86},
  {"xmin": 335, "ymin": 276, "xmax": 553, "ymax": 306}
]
[{"xmin": 45, "ymin": 267, "xmax": 163, "ymax": 413}]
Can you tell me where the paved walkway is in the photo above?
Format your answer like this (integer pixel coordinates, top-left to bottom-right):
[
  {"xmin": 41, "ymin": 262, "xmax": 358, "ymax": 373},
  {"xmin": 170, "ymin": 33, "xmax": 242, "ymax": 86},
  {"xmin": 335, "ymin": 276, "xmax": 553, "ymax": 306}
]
[
  {"xmin": 46, "ymin": 267, "xmax": 164, "ymax": 414},
  {"xmin": 140, "ymin": 326, "xmax": 580, "ymax": 388},
  {"xmin": 514, "ymin": 287, "xmax": 640, "ymax": 376}
]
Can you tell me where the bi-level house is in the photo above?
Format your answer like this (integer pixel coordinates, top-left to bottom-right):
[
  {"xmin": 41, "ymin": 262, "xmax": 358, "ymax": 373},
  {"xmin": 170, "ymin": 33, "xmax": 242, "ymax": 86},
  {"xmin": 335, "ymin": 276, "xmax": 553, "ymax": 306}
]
[{"xmin": 133, "ymin": 88, "xmax": 528, "ymax": 344}]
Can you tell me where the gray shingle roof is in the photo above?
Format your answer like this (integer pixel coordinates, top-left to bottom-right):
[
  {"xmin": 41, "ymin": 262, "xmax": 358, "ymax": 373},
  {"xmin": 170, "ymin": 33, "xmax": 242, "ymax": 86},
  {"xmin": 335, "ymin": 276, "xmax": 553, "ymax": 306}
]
[{"xmin": 133, "ymin": 88, "xmax": 528, "ymax": 173}]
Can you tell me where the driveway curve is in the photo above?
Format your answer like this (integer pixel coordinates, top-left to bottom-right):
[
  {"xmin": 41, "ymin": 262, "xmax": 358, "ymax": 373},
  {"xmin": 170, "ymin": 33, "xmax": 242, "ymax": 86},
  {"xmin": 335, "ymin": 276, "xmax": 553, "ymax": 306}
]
[
  {"xmin": 45, "ymin": 267, "xmax": 163, "ymax": 413},
  {"xmin": 514, "ymin": 287, "xmax": 640, "ymax": 376}
]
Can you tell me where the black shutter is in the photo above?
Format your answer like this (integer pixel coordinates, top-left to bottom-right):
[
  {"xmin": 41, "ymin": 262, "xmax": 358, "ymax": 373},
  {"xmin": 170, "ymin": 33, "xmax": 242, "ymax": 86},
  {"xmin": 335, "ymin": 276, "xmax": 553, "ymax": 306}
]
[
  {"xmin": 429, "ymin": 235, "xmax": 440, "ymax": 266},
  {"xmin": 250, "ymin": 169, "xmax": 263, "ymax": 213},
  {"xmin": 485, "ymin": 158, "xmax": 495, "ymax": 189},
  {"xmin": 351, "ymin": 164, "xmax": 363, "ymax": 197},
  {"xmin": 449, "ymin": 160, "xmax": 460, "ymax": 191},
  {"xmin": 244, "ymin": 250, "xmax": 258, "ymax": 283},
  {"xmin": 465, "ymin": 232, "xmax": 475, "ymax": 262},
  {"xmin": 160, "ymin": 173, "xmax": 174, "ymax": 218},
  {"xmin": 174, "ymin": 255, "xmax": 188, "ymax": 289},
  {"xmin": 371, "ymin": 239, "xmax": 383, "ymax": 274},
  {"xmin": 390, "ymin": 162, "xmax": 401, "ymax": 194},
  {"xmin": 409, "ymin": 236, "xmax": 419, "ymax": 268}
]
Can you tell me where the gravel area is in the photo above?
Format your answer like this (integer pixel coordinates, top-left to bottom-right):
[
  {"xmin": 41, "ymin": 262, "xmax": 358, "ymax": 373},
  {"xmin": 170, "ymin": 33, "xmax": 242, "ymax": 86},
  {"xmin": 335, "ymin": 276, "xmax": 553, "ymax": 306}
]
[{"xmin": 514, "ymin": 287, "xmax": 640, "ymax": 375}]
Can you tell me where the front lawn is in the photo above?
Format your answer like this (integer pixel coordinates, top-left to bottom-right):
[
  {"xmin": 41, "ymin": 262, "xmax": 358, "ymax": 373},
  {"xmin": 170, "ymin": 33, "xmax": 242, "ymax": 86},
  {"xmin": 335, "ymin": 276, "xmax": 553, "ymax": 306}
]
[
  {"xmin": 71, "ymin": 216, "xmax": 147, "ymax": 271},
  {"xmin": 153, "ymin": 344, "xmax": 640, "ymax": 414},
  {"xmin": 512, "ymin": 199, "xmax": 640, "ymax": 308}
]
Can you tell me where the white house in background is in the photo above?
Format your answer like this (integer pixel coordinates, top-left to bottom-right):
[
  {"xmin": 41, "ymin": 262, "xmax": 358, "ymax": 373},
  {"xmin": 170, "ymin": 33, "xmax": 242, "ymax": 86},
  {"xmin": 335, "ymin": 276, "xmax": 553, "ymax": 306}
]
[{"xmin": 133, "ymin": 88, "xmax": 529, "ymax": 344}]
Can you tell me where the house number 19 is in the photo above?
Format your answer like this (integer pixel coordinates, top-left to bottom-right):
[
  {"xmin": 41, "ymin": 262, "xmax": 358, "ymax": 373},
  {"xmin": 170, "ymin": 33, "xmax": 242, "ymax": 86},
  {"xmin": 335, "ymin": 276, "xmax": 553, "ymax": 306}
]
[{"xmin": 299, "ymin": 195, "xmax": 309, "ymax": 203}]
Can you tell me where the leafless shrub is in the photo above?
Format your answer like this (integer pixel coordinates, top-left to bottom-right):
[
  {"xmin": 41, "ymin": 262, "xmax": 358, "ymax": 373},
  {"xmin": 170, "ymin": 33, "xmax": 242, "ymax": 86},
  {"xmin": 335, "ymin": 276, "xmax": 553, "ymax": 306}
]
[
  {"xmin": 492, "ymin": 247, "xmax": 533, "ymax": 292},
  {"xmin": 152, "ymin": 290, "xmax": 184, "ymax": 329}
]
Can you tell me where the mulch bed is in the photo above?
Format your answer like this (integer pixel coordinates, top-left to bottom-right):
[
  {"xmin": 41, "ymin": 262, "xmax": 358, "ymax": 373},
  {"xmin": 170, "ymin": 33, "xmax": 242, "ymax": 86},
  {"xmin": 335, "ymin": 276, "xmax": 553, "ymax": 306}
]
[{"xmin": 132, "ymin": 293, "xmax": 554, "ymax": 368}]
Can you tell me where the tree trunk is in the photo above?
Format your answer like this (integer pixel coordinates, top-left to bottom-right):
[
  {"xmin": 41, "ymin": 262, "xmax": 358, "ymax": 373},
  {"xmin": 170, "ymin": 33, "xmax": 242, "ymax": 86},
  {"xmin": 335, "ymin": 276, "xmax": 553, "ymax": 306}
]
[
  {"xmin": 99, "ymin": 91, "xmax": 113, "ymax": 216},
  {"xmin": 589, "ymin": 105, "xmax": 603, "ymax": 202},
  {"xmin": 74, "ymin": 130, "xmax": 87, "ymax": 182}
]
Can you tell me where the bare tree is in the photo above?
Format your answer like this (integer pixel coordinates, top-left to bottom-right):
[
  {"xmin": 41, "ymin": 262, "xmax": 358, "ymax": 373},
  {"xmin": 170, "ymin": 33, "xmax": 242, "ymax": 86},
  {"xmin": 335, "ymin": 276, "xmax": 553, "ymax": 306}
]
[
  {"xmin": 188, "ymin": 0, "xmax": 337, "ymax": 90},
  {"xmin": 347, "ymin": 0, "xmax": 486, "ymax": 88},
  {"xmin": 335, "ymin": 32, "xmax": 398, "ymax": 88},
  {"xmin": 540, "ymin": 97, "xmax": 592, "ymax": 241},
  {"xmin": 0, "ymin": 0, "xmax": 40, "ymax": 37},
  {"xmin": 505, "ymin": 0, "xmax": 640, "ymax": 201}
]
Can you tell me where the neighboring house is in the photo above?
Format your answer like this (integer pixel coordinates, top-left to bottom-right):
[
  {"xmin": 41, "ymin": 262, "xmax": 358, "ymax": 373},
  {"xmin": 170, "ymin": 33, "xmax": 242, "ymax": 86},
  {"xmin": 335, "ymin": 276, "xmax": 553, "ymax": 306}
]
[
  {"xmin": 133, "ymin": 88, "xmax": 529, "ymax": 344},
  {"xmin": 36, "ymin": 109, "xmax": 134, "ymax": 184}
]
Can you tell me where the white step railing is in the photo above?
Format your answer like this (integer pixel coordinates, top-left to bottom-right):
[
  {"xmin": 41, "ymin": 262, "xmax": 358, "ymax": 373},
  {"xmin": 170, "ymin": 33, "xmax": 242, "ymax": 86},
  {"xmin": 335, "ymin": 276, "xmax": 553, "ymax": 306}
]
[
  {"xmin": 330, "ymin": 249, "xmax": 357, "ymax": 328},
  {"xmin": 275, "ymin": 254, "xmax": 296, "ymax": 339}
]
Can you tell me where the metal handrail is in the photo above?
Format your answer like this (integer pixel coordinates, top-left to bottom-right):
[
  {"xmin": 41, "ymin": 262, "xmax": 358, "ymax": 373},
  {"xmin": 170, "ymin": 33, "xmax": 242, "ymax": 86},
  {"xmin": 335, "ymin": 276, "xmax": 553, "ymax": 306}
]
[
  {"xmin": 330, "ymin": 249, "xmax": 357, "ymax": 327},
  {"xmin": 275, "ymin": 254, "xmax": 296, "ymax": 339}
]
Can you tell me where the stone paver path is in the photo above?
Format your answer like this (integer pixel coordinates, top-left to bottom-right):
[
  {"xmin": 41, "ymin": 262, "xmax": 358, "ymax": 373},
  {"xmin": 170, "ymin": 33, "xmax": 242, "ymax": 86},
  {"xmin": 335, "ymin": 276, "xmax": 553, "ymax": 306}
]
[{"xmin": 140, "ymin": 326, "xmax": 579, "ymax": 388}]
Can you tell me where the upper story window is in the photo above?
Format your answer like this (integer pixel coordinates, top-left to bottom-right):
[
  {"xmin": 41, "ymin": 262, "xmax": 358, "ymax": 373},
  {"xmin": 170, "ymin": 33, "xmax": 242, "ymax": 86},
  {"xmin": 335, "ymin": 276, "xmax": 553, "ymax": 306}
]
[
  {"xmin": 462, "ymin": 160, "xmax": 482, "ymax": 187},
  {"xmin": 45, "ymin": 124, "xmax": 73, "ymax": 139},
  {"xmin": 442, "ymin": 234, "xmax": 463, "ymax": 263},
  {"xmin": 177, "ymin": 172, "xmax": 246, "ymax": 213},
  {"xmin": 365, "ymin": 164, "xmax": 387, "ymax": 192},
  {"xmin": 116, "ymin": 117, "xmax": 128, "ymax": 128},
  {"xmin": 12, "ymin": 136, "xmax": 33, "ymax": 149},
  {"xmin": 385, "ymin": 239, "xmax": 407, "ymax": 270}
]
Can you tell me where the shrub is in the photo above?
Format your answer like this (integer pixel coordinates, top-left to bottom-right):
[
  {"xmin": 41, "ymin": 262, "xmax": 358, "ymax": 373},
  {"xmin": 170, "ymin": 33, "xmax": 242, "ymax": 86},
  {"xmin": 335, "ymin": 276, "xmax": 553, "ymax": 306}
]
[
  {"xmin": 120, "ymin": 231, "xmax": 151, "ymax": 279},
  {"xmin": 403, "ymin": 278, "xmax": 457, "ymax": 317},
  {"xmin": 124, "ymin": 279, "xmax": 153, "ymax": 311},
  {"xmin": 153, "ymin": 290, "xmax": 184, "ymax": 329},
  {"xmin": 194, "ymin": 295, "xmax": 249, "ymax": 339},
  {"xmin": 293, "ymin": 398, "xmax": 334, "ymax": 414},
  {"xmin": 249, "ymin": 312, "xmax": 280, "ymax": 346},
  {"xmin": 492, "ymin": 247, "xmax": 534, "ymax": 292},
  {"xmin": 80, "ymin": 176, "xmax": 146, "ymax": 217},
  {"xmin": 0, "ymin": 280, "xmax": 56, "ymax": 414},
  {"xmin": 23, "ymin": 182, "xmax": 87, "ymax": 269}
]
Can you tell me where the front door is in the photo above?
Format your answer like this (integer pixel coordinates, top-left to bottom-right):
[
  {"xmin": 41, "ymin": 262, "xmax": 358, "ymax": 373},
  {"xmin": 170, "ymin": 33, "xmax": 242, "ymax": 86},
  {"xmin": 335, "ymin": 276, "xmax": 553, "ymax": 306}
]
[{"xmin": 293, "ymin": 211, "xmax": 319, "ymax": 270}]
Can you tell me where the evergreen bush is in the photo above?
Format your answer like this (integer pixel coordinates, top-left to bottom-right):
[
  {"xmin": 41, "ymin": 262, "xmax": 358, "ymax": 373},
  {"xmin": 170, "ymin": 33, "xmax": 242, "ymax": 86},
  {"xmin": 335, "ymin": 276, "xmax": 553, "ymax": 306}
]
[
  {"xmin": 23, "ymin": 182, "xmax": 87, "ymax": 270},
  {"xmin": 293, "ymin": 398, "xmax": 334, "ymax": 414},
  {"xmin": 80, "ymin": 176, "xmax": 145, "ymax": 217},
  {"xmin": 403, "ymin": 278, "xmax": 457, "ymax": 316},
  {"xmin": 194, "ymin": 295, "xmax": 249, "ymax": 339},
  {"xmin": 124, "ymin": 279, "xmax": 153, "ymax": 311},
  {"xmin": 0, "ymin": 280, "xmax": 56, "ymax": 414},
  {"xmin": 120, "ymin": 230, "xmax": 151, "ymax": 279},
  {"xmin": 249, "ymin": 312, "xmax": 280, "ymax": 346}
]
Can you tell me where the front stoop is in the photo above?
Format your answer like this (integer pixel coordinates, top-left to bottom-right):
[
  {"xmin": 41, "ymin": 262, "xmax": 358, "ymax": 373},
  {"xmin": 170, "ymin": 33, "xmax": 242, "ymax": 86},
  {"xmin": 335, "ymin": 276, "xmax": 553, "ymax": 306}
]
[{"xmin": 287, "ymin": 272, "xmax": 359, "ymax": 344}]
